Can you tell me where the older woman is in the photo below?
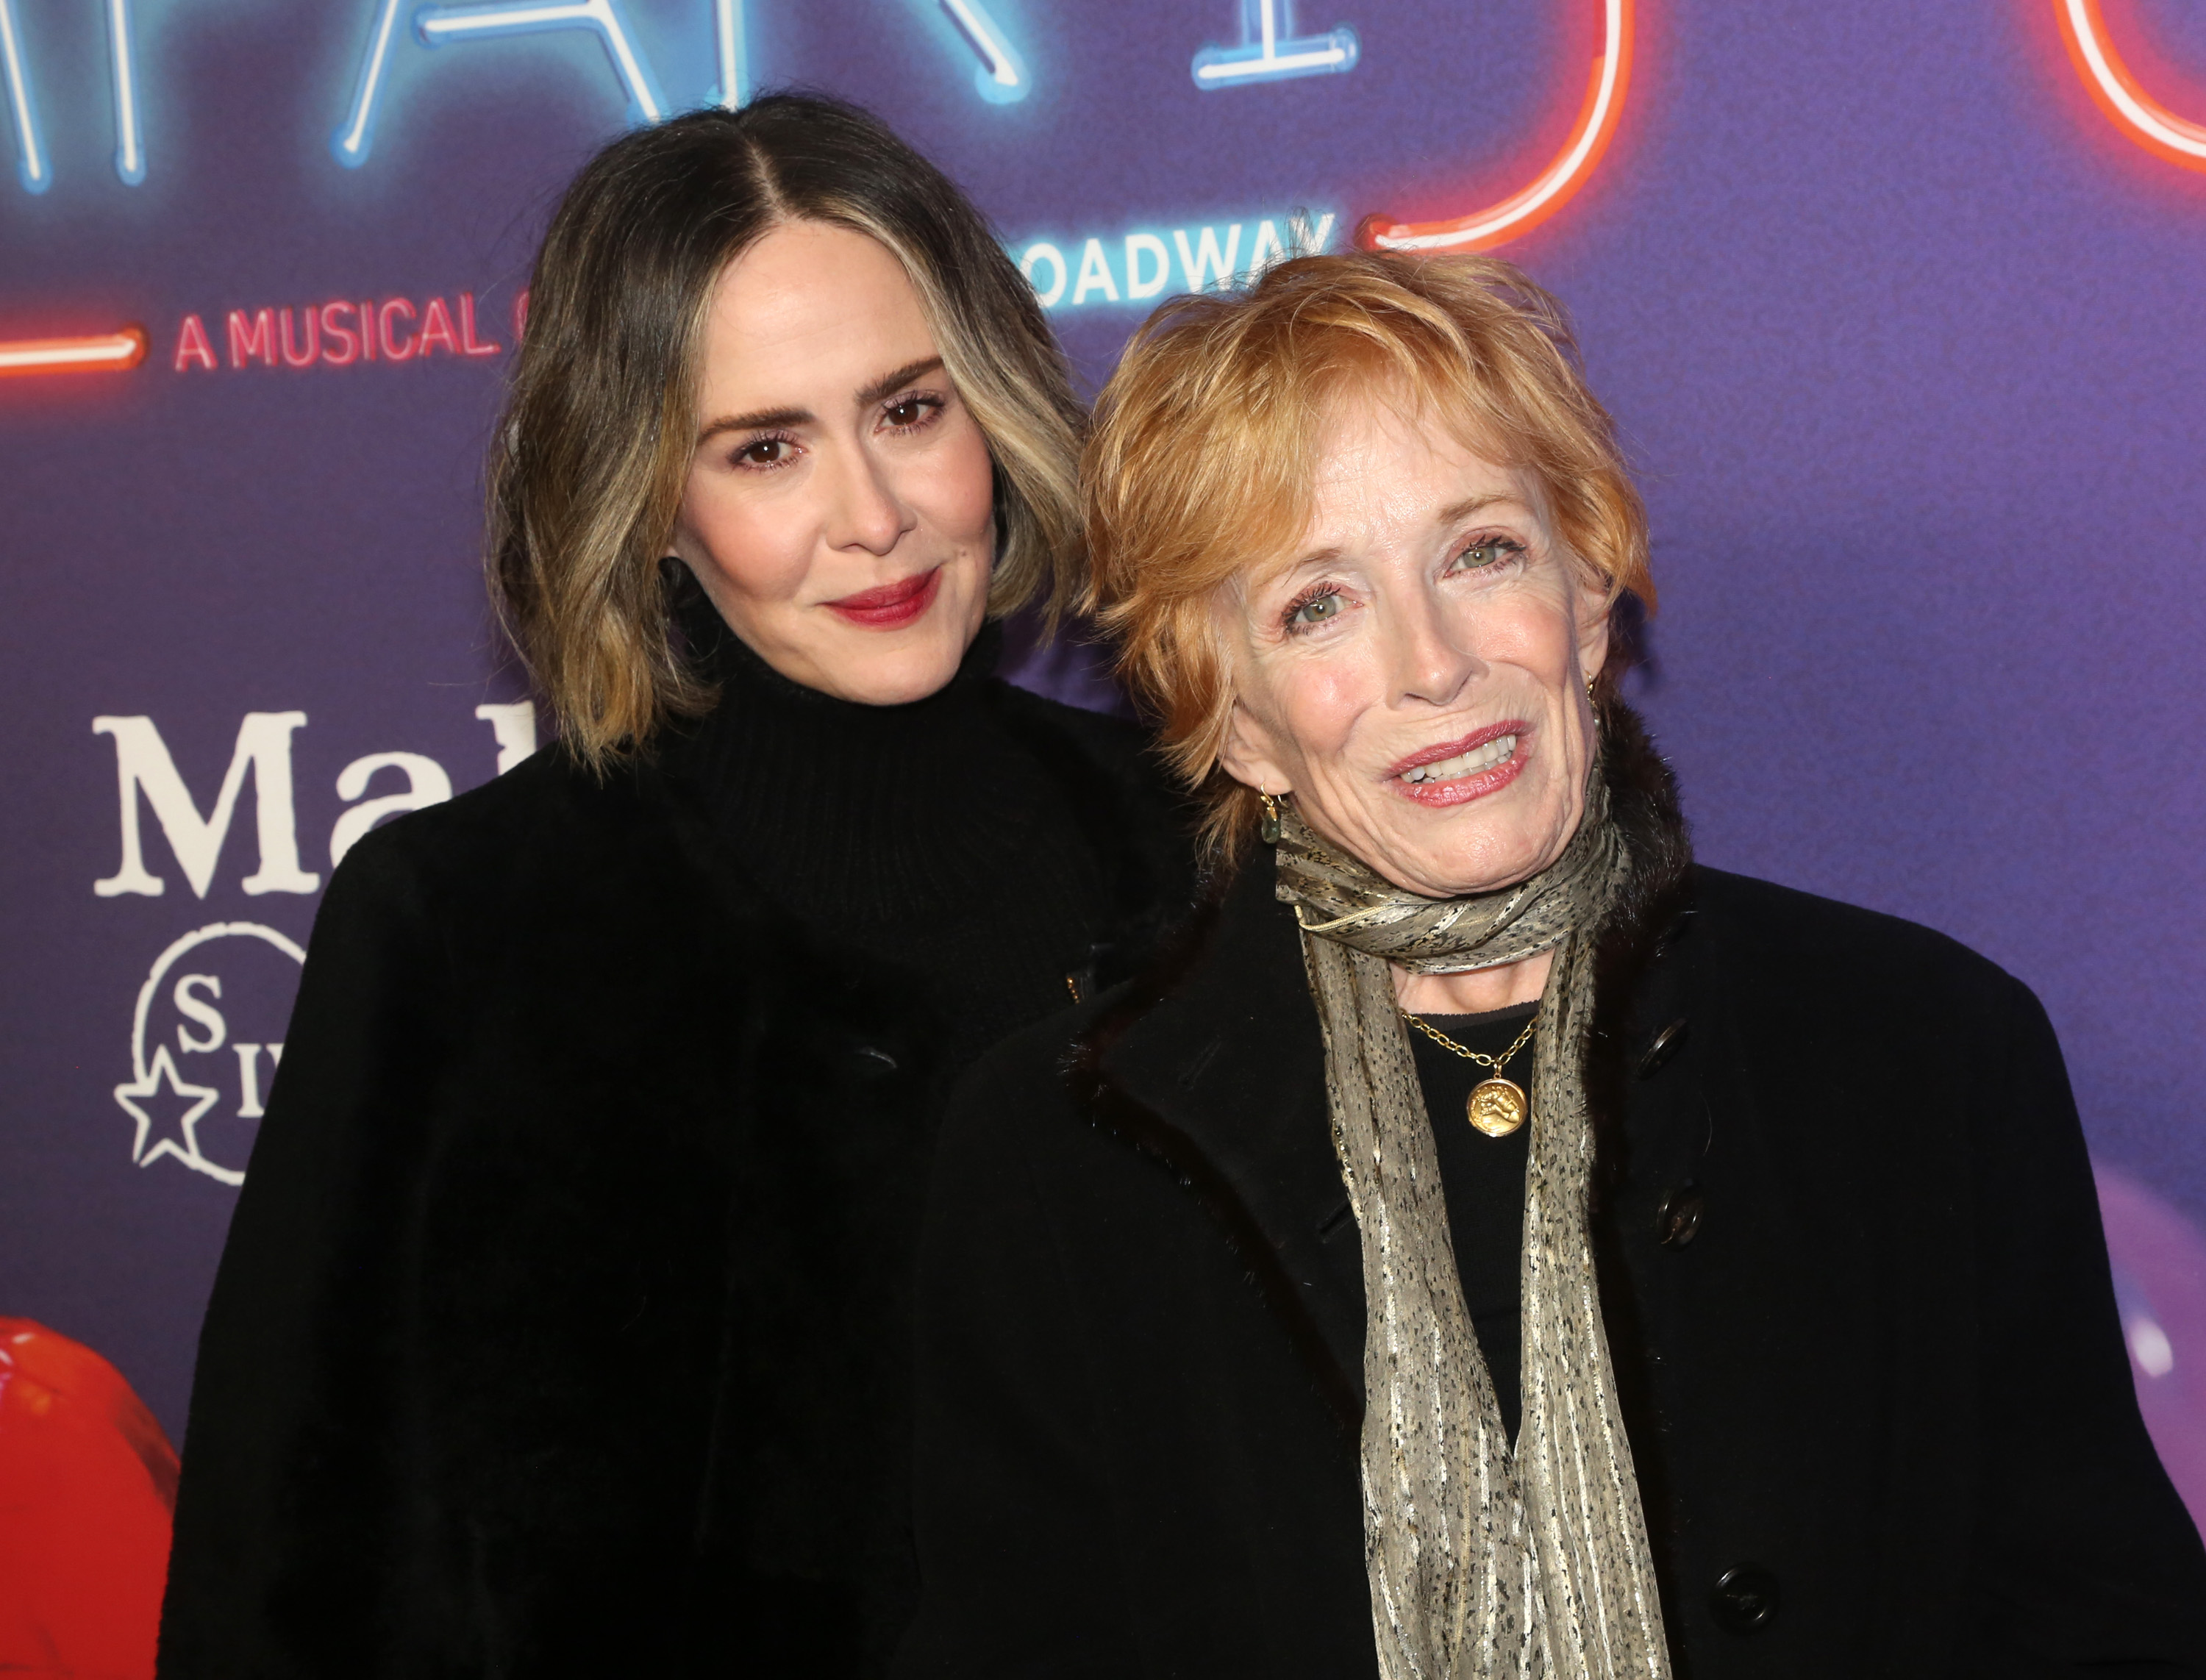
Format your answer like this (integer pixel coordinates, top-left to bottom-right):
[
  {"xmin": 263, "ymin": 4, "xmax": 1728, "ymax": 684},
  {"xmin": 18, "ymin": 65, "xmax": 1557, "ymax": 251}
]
[
  {"xmin": 897, "ymin": 254, "xmax": 2206, "ymax": 1678},
  {"xmin": 157, "ymin": 98, "xmax": 1191, "ymax": 1676}
]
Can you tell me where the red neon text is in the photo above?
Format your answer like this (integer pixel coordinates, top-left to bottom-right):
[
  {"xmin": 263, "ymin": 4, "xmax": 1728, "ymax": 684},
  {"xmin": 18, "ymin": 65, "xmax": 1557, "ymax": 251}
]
[{"xmin": 174, "ymin": 292, "xmax": 504, "ymax": 373}]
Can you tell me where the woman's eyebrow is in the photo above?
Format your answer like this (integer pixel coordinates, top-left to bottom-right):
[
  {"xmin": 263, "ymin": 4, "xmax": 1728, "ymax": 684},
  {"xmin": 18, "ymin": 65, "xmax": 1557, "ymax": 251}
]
[
  {"xmin": 697, "ymin": 404, "xmax": 808, "ymax": 445},
  {"xmin": 1435, "ymin": 492, "xmax": 1524, "ymax": 526},
  {"xmin": 857, "ymin": 355, "xmax": 946, "ymax": 407},
  {"xmin": 695, "ymin": 356, "xmax": 946, "ymax": 446}
]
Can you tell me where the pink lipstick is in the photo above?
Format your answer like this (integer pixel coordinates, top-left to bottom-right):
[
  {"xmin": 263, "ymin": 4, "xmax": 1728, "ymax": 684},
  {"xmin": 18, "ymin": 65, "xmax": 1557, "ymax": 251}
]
[{"xmin": 1385, "ymin": 720, "xmax": 1530, "ymax": 808}]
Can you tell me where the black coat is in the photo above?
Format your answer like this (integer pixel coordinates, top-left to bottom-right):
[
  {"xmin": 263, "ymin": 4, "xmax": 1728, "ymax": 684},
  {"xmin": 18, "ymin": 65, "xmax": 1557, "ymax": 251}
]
[
  {"xmin": 899, "ymin": 717, "xmax": 2206, "ymax": 1679},
  {"xmin": 157, "ymin": 676, "xmax": 1191, "ymax": 1679}
]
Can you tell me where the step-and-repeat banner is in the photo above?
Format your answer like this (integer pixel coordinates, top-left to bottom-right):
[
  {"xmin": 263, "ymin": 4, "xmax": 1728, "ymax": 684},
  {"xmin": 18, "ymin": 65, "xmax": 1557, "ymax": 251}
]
[{"xmin": 5, "ymin": 0, "xmax": 2205, "ymax": 1530}]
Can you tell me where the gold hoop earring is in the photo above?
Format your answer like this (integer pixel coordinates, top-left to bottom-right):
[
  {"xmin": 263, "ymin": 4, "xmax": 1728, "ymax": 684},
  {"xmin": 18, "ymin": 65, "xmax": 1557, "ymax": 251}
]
[{"xmin": 1258, "ymin": 789, "xmax": 1283, "ymax": 845}]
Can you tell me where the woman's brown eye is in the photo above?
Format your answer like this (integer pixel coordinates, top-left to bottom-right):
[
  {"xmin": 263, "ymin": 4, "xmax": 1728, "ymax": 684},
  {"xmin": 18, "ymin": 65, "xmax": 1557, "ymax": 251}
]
[
  {"xmin": 741, "ymin": 440, "xmax": 782, "ymax": 466},
  {"xmin": 888, "ymin": 400, "xmax": 924, "ymax": 426}
]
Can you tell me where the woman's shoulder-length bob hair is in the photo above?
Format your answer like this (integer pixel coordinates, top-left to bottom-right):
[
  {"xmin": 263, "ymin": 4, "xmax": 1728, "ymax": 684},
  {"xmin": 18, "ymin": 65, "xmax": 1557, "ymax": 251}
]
[
  {"xmin": 490, "ymin": 93, "xmax": 1086, "ymax": 769},
  {"xmin": 1085, "ymin": 250, "xmax": 1654, "ymax": 862}
]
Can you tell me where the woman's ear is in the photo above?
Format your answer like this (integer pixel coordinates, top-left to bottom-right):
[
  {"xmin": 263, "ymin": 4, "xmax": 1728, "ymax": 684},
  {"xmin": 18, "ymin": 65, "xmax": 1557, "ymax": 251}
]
[
  {"xmin": 1576, "ymin": 579, "xmax": 1613, "ymax": 687},
  {"xmin": 1217, "ymin": 700, "xmax": 1292, "ymax": 798}
]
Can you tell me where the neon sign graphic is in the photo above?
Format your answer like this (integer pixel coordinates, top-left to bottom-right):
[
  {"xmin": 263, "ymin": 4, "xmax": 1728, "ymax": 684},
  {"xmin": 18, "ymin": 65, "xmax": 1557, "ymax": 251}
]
[
  {"xmin": 335, "ymin": 0, "xmax": 670, "ymax": 166},
  {"xmin": 713, "ymin": 0, "xmax": 746, "ymax": 108},
  {"xmin": 416, "ymin": 1, "xmax": 669, "ymax": 123},
  {"xmin": 0, "ymin": 0, "xmax": 47, "ymax": 193},
  {"xmin": 107, "ymin": 0, "xmax": 146, "ymax": 185},
  {"xmin": 1363, "ymin": 0, "xmax": 1632, "ymax": 252},
  {"xmin": 333, "ymin": 0, "xmax": 410, "ymax": 166},
  {"xmin": 1193, "ymin": 1, "xmax": 1358, "ymax": 90},
  {"xmin": 0, "ymin": 327, "xmax": 148, "ymax": 378},
  {"xmin": 328, "ymin": 1, "xmax": 1018, "ymax": 162},
  {"xmin": 714, "ymin": 1, "xmax": 1015, "ymax": 109},
  {"xmin": 2057, "ymin": 0, "xmax": 2206, "ymax": 173},
  {"xmin": 1017, "ymin": 211, "xmax": 1336, "ymax": 310},
  {"xmin": 938, "ymin": 0, "xmax": 1028, "ymax": 104},
  {"xmin": 4, "ymin": 0, "xmax": 174, "ymax": 190}
]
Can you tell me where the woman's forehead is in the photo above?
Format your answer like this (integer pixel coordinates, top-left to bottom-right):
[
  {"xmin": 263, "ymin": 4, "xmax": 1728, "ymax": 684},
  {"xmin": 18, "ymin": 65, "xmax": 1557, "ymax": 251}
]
[
  {"xmin": 1306, "ymin": 383, "xmax": 1518, "ymax": 467},
  {"xmin": 1303, "ymin": 404, "xmax": 1549, "ymax": 535}
]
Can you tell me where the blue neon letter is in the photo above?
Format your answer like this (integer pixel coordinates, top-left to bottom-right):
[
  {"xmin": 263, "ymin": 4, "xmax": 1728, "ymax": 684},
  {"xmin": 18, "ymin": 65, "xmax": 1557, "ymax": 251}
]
[
  {"xmin": 332, "ymin": 0, "xmax": 670, "ymax": 168},
  {"xmin": 0, "ymin": 0, "xmax": 50, "ymax": 192},
  {"xmin": 1192, "ymin": 0, "xmax": 1357, "ymax": 90},
  {"xmin": 935, "ymin": 0, "xmax": 1028, "ymax": 104},
  {"xmin": 106, "ymin": 0, "xmax": 146, "ymax": 184},
  {"xmin": 415, "ymin": 1, "xmax": 669, "ymax": 124},
  {"xmin": 712, "ymin": 0, "xmax": 746, "ymax": 109},
  {"xmin": 331, "ymin": 0, "xmax": 407, "ymax": 167}
]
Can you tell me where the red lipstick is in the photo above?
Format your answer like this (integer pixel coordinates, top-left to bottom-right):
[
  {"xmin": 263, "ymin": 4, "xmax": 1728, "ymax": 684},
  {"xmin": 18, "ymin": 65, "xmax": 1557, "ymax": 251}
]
[
  {"xmin": 1385, "ymin": 719, "xmax": 1531, "ymax": 809},
  {"xmin": 824, "ymin": 568, "xmax": 941, "ymax": 629}
]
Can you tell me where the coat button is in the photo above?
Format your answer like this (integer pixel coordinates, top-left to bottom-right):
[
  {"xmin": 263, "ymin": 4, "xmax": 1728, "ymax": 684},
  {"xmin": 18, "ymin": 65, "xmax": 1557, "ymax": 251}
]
[
  {"xmin": 1654, "ymin": 1184, "xmax": 1703, "ymax": 1248},
  {"xmin": 1710, "ymin": 1563, "xmax": 1780, "ymax": 1632},
  {"xmin": 1636, "ymin": 1017, "xmax": 1689, "ymax": 1079}
]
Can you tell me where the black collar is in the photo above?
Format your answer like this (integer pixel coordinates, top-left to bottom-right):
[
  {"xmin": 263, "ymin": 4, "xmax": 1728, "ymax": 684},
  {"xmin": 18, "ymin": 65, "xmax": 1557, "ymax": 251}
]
[{"xmin": 1070, "ymin": 859, "xmax": 1366, "ymax": 1431}]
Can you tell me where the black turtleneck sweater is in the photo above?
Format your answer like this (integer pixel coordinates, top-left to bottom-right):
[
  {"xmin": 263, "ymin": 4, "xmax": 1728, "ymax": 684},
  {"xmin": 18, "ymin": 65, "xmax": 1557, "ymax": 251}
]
[
  {"xmin": 672, "ymin": 618, "xmax": 1132, "ymax": 1069},
  {"xmin": 159, "ymin": 604, "xmax": 1194, "ymax": 1680},
  {"xmin": 644, "ymin": 609, "xmax": 1190, "ymax": 1667}
]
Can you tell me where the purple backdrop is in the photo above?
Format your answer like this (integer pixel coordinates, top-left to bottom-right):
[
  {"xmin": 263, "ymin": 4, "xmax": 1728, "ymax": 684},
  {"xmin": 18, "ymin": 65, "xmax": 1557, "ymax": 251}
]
[{"xmin": 4, "ymin": 0, "xmax": 2203, "ymax": 1529}]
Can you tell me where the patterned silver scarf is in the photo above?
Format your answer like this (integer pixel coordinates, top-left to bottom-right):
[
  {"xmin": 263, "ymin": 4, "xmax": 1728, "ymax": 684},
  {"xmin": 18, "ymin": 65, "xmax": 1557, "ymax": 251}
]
[{"xmin": 1273, "ymin": 773, "xmax": 1671, "ymax": 1680}]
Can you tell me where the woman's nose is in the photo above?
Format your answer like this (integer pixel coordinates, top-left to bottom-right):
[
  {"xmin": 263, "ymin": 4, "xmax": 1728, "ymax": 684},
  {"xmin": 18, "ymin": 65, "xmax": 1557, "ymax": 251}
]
[
  {"xmin": 824, "ymin": 445, "xmax": 912, "ymax": 556},
  {"xmin": 1384, "ymin": 593, "xmax": 1481, "ymax": 709}
]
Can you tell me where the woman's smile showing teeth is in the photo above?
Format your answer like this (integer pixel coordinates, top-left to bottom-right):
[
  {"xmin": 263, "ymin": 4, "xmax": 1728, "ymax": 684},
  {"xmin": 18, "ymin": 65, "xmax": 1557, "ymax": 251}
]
[
  {"xmin": 1400, "ymin": 734, "xmax": 1516, "ymax": 784},
  {"xmin": 1387, "ymin": 721, "xmax": 1532, "ymax": 807}
]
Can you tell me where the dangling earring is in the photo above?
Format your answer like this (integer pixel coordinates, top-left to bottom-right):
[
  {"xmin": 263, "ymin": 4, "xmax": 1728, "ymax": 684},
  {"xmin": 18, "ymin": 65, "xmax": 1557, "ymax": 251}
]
[
  {"xmin": 1585, "ymin": 676, "xmax": 1599, "ymax": 733},
  {"xmin": 1258, "ymin": 789, "xmax": 1283, "ymax": 845}
]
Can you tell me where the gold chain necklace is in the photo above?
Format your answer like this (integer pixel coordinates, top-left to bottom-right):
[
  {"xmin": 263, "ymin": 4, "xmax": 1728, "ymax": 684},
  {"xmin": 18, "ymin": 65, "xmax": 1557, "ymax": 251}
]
[{"xmin": 1399, "ymin": 1005, "xmax": 1538, "ymax": 1138}]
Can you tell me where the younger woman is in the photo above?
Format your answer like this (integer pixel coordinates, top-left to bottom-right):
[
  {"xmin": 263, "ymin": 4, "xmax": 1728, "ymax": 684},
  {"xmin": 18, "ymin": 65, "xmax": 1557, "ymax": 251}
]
[{"xmin": 160, "ymin": 96, "xmax": 1190, "ymax": 1677}]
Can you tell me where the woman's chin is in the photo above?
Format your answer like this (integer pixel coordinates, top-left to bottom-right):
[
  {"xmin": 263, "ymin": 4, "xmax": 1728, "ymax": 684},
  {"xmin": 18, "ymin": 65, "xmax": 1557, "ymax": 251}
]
[
  {"xmin": 829, "ymin": 652, "xmax": 963, "ymax": 705},
  {"xmin": 801, "ymin": 608, "xmax": 979, "ymax": 705}
]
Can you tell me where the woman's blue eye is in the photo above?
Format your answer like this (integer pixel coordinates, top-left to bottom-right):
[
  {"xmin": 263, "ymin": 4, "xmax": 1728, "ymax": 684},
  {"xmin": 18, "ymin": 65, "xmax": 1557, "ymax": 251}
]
[{"xmin": 1457, "ymin": 536, "xmax": 1524, "ymax": 569}]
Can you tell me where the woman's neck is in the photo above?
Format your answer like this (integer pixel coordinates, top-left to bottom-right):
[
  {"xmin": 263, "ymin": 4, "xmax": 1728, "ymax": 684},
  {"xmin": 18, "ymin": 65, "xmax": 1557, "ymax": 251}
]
[{"xmin": 1393, "ymin": 949, "xmax": 1555, "ymax": 1016}]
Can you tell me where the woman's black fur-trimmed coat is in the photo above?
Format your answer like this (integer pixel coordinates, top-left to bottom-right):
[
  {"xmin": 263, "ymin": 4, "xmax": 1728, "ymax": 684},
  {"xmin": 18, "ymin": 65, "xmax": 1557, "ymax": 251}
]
[
  {"xmin": 155, "ymin": 683, "xmax": 1191, "ymax": 1679},
  {"xmin": 896, "ymin": 709, "xmax": 2206, "ymax": 1679}
]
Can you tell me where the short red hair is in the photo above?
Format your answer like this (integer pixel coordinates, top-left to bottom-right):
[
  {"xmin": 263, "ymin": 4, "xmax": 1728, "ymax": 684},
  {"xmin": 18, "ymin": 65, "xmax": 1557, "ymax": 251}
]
[{"xmin": 1085, "ymin": 251, "xmax": 1653, "ymax": 860}]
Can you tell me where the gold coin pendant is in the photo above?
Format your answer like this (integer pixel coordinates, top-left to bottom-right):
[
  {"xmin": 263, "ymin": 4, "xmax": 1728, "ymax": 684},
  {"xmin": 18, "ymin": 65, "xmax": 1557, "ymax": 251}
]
[{"xmin": 1467, "ymin": 1078, "xmax": 1528, "ymax": 1138}]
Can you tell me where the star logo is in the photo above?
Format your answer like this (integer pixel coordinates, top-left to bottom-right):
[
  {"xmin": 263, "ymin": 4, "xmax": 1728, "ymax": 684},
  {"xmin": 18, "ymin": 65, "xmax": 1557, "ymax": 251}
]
[
  {"xmin": 113, "ymin": 921, "xmax": 304, "ymax": 1187},
  {"xmin": 113, "ymin": 1045, "xmax": 224, "ymax": 1179}
]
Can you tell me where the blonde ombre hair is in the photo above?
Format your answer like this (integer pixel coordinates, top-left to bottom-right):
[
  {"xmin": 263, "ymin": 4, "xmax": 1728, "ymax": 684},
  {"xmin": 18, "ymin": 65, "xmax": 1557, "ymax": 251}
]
[
  {"xmin": 1085, "ymin": 251, "xmax": 1653, "ymax": 860},
  {"xmin": 489, "ymin": 96, "xmax": 1086, "ymax": 770}
]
